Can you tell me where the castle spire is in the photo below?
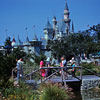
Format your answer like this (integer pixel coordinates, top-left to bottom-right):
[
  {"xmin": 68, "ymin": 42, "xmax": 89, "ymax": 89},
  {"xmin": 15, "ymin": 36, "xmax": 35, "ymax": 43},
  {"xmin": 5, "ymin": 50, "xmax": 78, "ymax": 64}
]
[
  {"xmin": 44, "ymin": 19, "xmax": 53, "ymax": 41},
  {"xmin": 65, "ymin": 1, "xmax": 69, "ymax": 10},
  {"xmin": 44, "ymin": 19, "xmax": 52, "ymax": 30},
  {"xmin": 26, "ymin": 36, "xmax": 29, "ymax": 42},
  {"xmin": 17, "ymin": 35, "xmax": 23, "ymax": 45},
  {"xmin": 64, "ymin": 0, "xmax": 71, "ymax": 35},
  {"xmin": 52, "ymin": 16, "xmax": 57, "ymax": 29},
  {"xmin": 72, "ymin": 21, "xmax": 74, "ymax": 33},
  {"xmin": 32, "ymin": 33, "xmax": 38, "ymax": 41}
]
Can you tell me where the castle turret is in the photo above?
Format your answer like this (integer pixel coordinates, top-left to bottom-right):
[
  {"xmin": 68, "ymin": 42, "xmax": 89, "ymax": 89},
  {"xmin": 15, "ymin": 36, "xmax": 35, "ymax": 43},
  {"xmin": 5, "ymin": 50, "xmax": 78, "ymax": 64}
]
[
  {"xmin": 52, "ymin": 16, "xmax": 58, "ymax": 39},
  {"xmin": 23, "ymin": 36, "xmax": 30, "ymax": 53},
  {"xmin": 32, "ymin": 34, "xmax": 38, "ymax": 41},
  {"xmin": 52, "ymin": 16, "xmax": 57, "ymax": 30},
  {"xmin": 44, "ymin": 20, "xmax": 53, "ymax": 41},
  {"xmin": 26, "ymin": 36, "xmax": 29, "ymax": 43},
  {"xmin": 17, "ymin": 35, "xmax": 23, "ymax": 46},
  {"xmin": 64, "ymin": 1, "xmax": 71, "ymax": 35},
  {"xmin": 72, "ymin": 21, "xmax": 74, "ymax": 33}
]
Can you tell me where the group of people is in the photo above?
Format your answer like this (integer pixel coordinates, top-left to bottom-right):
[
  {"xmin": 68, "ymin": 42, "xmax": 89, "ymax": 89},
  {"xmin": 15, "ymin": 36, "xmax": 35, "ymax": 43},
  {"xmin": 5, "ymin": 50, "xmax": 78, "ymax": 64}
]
[
  {"xmin": 40, "ymin": 56, "xmax": 76, "ymax": 80},
  {"xmin": 40, "ymin": 57, "xmax": 52, "ymax": 80},
  {"xmin": 15, "ymin": 56, "xmax": 76, "ymax": 82}
]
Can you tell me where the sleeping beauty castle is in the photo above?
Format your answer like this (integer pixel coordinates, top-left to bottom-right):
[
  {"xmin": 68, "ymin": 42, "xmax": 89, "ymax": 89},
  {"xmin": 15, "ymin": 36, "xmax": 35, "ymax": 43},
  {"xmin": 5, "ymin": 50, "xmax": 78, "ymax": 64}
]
[{"xmin": 1, "ymin": 1, "xmax": 74, "ymax": 57}]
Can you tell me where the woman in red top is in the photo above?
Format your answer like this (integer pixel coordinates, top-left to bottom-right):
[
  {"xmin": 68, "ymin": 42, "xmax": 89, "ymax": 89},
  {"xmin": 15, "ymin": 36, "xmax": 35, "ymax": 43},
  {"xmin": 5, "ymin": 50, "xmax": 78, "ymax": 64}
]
[{"xmin": 40, "ymin": 58, "xmax": 45, "ymax": 79}]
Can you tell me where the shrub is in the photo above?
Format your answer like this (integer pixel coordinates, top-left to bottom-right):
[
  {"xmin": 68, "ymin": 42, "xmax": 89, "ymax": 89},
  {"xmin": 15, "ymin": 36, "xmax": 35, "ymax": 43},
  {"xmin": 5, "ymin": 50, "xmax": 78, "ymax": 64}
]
[
  {"xmin": 80, "ymin": 62, "xmax": 100, "ymax": 75},
  {"xmin": 39, "ymin": 82, "xmax": 69, "ymax": 100},
  {"xmin": 1, "ymin": 82, "xmax": 39, "ymax": 100}
]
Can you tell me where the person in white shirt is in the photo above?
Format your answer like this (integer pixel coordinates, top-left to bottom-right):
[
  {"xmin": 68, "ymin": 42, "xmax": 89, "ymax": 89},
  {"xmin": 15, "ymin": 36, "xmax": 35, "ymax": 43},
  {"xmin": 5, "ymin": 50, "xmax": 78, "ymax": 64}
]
[{"xmin": 16, "ymin": 58, "xmax": 23, "ymax": 81}]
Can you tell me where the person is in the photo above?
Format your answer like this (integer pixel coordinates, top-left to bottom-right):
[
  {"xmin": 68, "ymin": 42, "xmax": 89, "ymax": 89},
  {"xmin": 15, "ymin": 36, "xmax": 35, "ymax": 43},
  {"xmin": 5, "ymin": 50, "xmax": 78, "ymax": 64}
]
[
  {"xmin": 71, "ymin": 61, "xmax": 76, "ymax": 76},
  {"xmin": 16, "ymin": 58, "xmax": 23, "ymax": 82},
  {"xmin": 40, "ymin": 58, "xmax": 45, "ymax": 79},
  {"xmin": 60, "ymin": 56, "xmax": 67, "ymax": 68},
  {"xmin": 60, "ymin": 56, "xmax": 67, "ymax": 79},
  {"xmin": 46, "ymin": 57, "xmax": 52, "ymax": 77},
  {"xmin": 46, "ymin": 57, "xmax": 50, "ymax": 67}
]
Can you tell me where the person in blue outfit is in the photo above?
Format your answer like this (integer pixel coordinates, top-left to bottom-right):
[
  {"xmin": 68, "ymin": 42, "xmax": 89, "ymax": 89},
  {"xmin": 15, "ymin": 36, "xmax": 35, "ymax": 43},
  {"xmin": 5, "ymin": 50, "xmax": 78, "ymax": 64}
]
[
  {"xmin": 46, "ymin": 57, "xmax": 52, "ymax": 77},
  {"xmin": 71, "ymin": 61, "xmax": 76, "ymax": 76}
]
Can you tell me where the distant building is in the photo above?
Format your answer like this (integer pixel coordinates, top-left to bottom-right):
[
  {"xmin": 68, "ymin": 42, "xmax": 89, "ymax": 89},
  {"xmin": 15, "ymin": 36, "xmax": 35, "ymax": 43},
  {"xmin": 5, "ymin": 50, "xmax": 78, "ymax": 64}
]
[
  {"xmin": 0, "ymin": 1, "xmax": 74, "ymax": 58},
  {"xmin": 42, "ymin": 1, "xmax": 74, "ymax": 57},
  {"xmin": 52, "ymin": 1, "xmax": 74, "ymax": 40}
]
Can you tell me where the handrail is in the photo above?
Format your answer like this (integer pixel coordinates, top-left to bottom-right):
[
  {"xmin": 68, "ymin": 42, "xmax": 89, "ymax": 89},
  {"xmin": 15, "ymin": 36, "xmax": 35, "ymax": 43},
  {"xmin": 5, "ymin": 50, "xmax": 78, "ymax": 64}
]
[
  {"xmin": 41, "ymin": 66, "xmax": 82, "ymax": 80},
  {"xmin": 40, "ymin": 66, "xmax": 82, "ymax": 69},
  {"xmin": 12, "ymin": 67, "xmax": 17, "ymax": 79},
  {"xmin": 25, "ymin": 68, "xmax": 40, "ymax": 77},
  {"xmin": 25, "ymin": 66, "xmax": 82, "ymax": 82},
  {"xmin": 82, "ymin": 66, "xmax": 100, "ymax": 77},
  {"xmin": 42, "ymin": 70, "xmax": 60, "ymax": 82},
  {"xmin": 12, "ymin": 66, "xmax": 83, "ymax": 85}
]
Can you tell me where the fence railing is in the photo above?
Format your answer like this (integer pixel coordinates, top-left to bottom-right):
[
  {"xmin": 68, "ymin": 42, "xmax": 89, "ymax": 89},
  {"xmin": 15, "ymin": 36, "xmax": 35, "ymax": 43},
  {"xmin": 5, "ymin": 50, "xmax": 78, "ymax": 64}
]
[{"xmin": 13, "ymin": 65, "xmax": 100, "ymax": 87}]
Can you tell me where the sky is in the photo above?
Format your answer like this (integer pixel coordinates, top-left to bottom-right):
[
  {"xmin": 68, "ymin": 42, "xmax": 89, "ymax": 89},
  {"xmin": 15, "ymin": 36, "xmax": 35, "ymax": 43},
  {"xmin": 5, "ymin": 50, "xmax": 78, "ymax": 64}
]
[{"xmin": 0, "ymin": 0, "xmax": 100, "ymax": 45}]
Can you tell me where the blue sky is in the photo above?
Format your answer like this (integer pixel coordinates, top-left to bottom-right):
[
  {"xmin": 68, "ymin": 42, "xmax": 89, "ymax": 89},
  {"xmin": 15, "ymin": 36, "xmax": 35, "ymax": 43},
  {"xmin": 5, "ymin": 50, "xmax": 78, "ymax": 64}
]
[{"xmin": 0, "ymin": 0, "xmax": 100, "ymax": 45}]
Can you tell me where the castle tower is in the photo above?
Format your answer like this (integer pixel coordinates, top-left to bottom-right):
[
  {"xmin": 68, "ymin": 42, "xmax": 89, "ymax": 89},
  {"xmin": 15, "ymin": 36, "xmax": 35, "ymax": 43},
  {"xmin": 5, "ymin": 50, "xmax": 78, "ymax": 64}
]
[
  {"xmin": 52, "ymin": 16, "xmax": 58, "ymax": 39},
  {"xmin": 23, "ymin": 36, "xmax": 30, "ymax": 53},
  {"xmin": 52, "ymin": 16, "xmax": 57, "ymax": 30},
  {"xmin": 44, "ymin": 20, "xmax": 53, "ymax": 41},
  {"xmin": 64, "ymin": 1, "xmax": 71, "ymax": 35},
  {"xmin": 17, "ymin": 35, "xmax": 23, "ymax": 46},
  {"xmin": 26, "ymin": 36, "xmax": 29, "ymax": 42},
  {"xmin": 32, "ymin": 34, "xmax": 38, "ymax": 41},
  {"xmin": 72, "ymin": 21, "xmax": 74, "ymax": 33}
]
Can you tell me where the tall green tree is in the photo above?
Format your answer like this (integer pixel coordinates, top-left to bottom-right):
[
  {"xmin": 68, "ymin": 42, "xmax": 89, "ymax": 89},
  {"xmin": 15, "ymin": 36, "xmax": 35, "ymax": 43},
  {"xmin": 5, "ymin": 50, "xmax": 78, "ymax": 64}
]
[
  {"xmin": 0, "ymin": 46, "xmax": 26, "ymax": 87},
  {"xmin": 89, "ymin": 24, "xmax": 100, "ymax": 42},
  {"xmin": 48, "ymin": 33, "xmax": 98, "ymax": 60}
]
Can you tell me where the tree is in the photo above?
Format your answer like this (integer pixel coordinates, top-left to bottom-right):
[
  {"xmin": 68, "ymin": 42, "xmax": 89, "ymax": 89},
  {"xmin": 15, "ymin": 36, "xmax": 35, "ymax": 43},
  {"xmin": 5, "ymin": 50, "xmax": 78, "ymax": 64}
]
[
  {"xmin": 89, "ymin": 24, "xmax": 100, "ymax": 42},
  {"xmin": 0, "ymin": 47, "xmax": 27, "ymax": 87},
  {"xmin": 31, "ymin": 52, "xmax": 46, "ymax": 66},
  {"xmin": 4, "ymin": 37, "xmax": 12, "ymax": 55},
  {"xmin": 4, "ymin": 37, "xmax": 12, "ymax": 46},
  {"xmin": 48, "ymin": 33, "xmax": 98, "ymax": 60},
  {"xmin": 11, "ymin": 47, "xmax": 26, "ymax": 59}
]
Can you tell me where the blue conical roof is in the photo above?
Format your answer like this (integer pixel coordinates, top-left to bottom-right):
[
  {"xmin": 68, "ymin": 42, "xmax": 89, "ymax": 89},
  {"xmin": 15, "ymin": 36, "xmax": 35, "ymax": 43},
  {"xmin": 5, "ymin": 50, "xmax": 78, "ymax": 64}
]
[
  {"xmin": 44, "ymin": 20, "xmax": 52, "ymax": 29},
  {"xmin": 17, "ymin": 35, "xmax": 23, "ymax": 45},
  {"xmin": 58, "ymin": 21, "xmax": 66, "ymax": 32},
  {"xmin": 65, "ymin": 2, "xmax": 69, "ymax": 10},
  {"xmin": 72, "ymin": 21, "xmax": 74, "ymax": 33},
  {"xmin": 32, "ymin": 34, "xmax": 38, "ymax": 41},
  {"xmin": 26, "ymin": 36, "xmax": 29, "ymax": 42}
]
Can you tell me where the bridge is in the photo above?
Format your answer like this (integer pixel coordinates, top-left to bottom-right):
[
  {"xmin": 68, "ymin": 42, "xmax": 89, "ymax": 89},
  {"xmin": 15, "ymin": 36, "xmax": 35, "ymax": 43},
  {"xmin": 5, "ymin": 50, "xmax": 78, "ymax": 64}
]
[{"xmin": 12, "ymin": 66, "xmax": 100, "ymax": 90}]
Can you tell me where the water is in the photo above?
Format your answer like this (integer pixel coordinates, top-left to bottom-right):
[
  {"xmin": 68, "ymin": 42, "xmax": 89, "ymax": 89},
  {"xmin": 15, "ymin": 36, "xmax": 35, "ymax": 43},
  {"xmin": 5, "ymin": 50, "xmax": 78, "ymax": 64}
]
[{"xmin": 72, "ymin": 88, "xmax": 100, "ymax": 100}]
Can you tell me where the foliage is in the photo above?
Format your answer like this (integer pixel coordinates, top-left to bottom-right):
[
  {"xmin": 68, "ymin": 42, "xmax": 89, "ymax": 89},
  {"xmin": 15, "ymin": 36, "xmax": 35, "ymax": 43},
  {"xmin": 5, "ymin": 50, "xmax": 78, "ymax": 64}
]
[
  {"xmin": 4, "ymin": 37, "xmax": 12, "ymax": 46},
  {"xmin": 1, "ymin": 81, "xmax": 73, "ymax": 100},
  {"xmin": 1, "ymin": 82, "xmax": 39, "ymax": 100},
  {"xmin": 12, "ymin": 47, "xmax": 26, "ymax": 60},
  {"xmin": 4, "ymin": 37, "xmax": 12, "ymax": 54},
  {"xmin": 0, "ymin": 54, "xmax": 16, "ymax": 87},
  {"xmin": 89, "ymin": 24, "xmax": 100, "ymax": 42},
  {"xmin": 31, "ymin": 52, "xmax": 46, "ymax": 66},
  {"xmin": 0, "ymin": 47, "xmax": 26, "ymax": 87},
  {"xmin": 48, "ymin": 33, "xmax": 97, "ymax": 60},
  {"xmin": 80, "ymin": 62, "xmax": 100, "ymax": 75},
  {"xmin": 39, "ymin": 82, "xmax": 69, "ymax": 100}
]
